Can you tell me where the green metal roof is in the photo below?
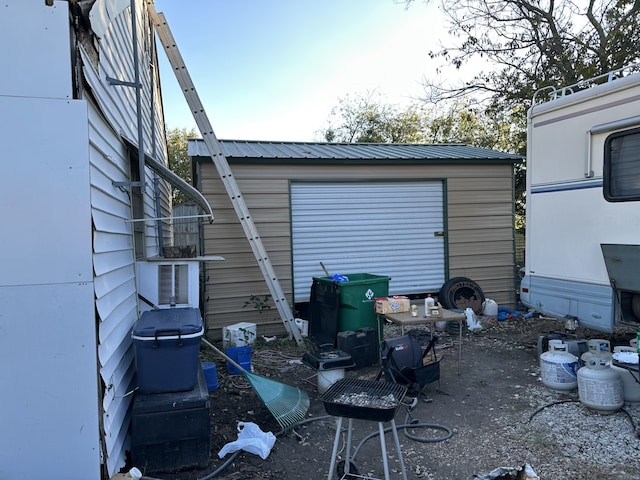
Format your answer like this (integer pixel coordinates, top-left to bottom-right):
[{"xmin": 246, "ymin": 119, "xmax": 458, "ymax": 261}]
[{"xmin": 188, "ymin": 139, "xmax": 523, "ymax": 163}]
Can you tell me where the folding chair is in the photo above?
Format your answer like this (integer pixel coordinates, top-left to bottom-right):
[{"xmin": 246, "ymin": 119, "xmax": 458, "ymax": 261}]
[{"xmin": 377, "ymin": 334, "xmax": 440, "ymax": 396}]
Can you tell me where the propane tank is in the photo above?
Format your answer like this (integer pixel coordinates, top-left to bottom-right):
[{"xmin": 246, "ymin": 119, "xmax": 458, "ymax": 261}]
[
  {"xmin": 542, "ymin": 339, "xmax": 563, "ymax": 360},
  {"xmin": 578, "ymin": 356, "xmax": 623, "ymax": 413},
  {"xmin": 540, "ymin": 342, "xmax": 578, "ymax": 392},
  {"xmin": 580, "ymin": 339, "xmax": 612, "ymax": 367},
  {"xmin": 611, "ymin": 346, "xmax": 640, "ymax": 403}
]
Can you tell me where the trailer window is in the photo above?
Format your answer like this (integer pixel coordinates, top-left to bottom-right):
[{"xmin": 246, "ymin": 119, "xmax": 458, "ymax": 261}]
[{"xmin": 604, "ymin": 127, "xmax": 640, "ymax": 202}]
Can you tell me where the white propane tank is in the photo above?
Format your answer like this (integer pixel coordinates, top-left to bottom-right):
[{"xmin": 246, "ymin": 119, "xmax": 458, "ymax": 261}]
[
  {"xmin": 540, "ymin": 342, "xmax": 579, "ymax": 392},
  {"xmin": 580, "ymin": 339, "xmax": 612, "ymax": 367},
  {"xmin": 539, "ymin": 339, "xmax": 563, "ymax": 362},
  {"xmin": 578, "ymin": 356, "xmax": 624, "ymax": 413},
  {"xmin": 611, "ymin": 346, "xmax": 640, "ymax": 403}
]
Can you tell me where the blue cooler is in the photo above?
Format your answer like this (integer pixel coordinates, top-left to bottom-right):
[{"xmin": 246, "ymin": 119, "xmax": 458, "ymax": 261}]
[{"xmin": 133, "ymin": 307, "xmax": 204, "ymax": 394}]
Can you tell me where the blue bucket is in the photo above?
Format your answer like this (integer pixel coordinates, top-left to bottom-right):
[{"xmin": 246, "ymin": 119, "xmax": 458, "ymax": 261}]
[
  {"xmin": 226, "ymin": 346, "xmax": 252, "ymax": 375},
  {"xmin": 202, "ymin": 362, "xmax": 219, "ymax": 392}
]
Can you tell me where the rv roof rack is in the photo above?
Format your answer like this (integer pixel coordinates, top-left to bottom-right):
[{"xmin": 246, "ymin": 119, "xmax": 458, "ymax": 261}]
[{"xmin": 532, "ymin": 63, "xmax": 640, "ymax": 106}]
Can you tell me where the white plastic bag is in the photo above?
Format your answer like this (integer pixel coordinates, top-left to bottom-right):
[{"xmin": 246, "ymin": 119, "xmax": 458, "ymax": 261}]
[
  {"xmin": 217, "ymin": 421, "xmax": 276, "ymax": 460},
  {"xmin": 465, "ymin": 307, "xmax": 483, "ymax": 332}
]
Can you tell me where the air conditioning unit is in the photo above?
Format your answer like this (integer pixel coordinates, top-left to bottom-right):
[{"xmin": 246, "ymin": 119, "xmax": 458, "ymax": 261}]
[{"xmin": 136, "ymin": 260, "xmax": 200, "ymax": 312}]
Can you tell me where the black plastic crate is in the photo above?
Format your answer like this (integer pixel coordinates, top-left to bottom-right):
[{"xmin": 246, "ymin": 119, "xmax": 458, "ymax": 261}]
[
  {"xmin": 337, "ymin": 327, "xmax": 379, "ymax": 369},
  {"xmin": 131, "ymin": 365, "xmax": 210, "ymax": 472}
]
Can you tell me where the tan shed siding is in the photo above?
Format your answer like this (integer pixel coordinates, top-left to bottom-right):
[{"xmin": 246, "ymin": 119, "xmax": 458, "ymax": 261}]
[
  {"xmin": 447, "ymin": 169, "xmax": 516, "ymax": 306},
  {"xmin": 200, "ymin": 166, "xmax": 292, "ymax": 336},
  {"xmin": 200, "ymin": 162, "xmax": 516, "ymax": 337}
]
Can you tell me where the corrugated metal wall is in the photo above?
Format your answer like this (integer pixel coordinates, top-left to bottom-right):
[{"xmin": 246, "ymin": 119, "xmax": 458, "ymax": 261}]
[
  {"xmin": 80, "ymin": 1, "xmax": 170, "ymax": 475},
  {"xmin": 290, "ymin": 181, "xmax": 446, "ymax": 301},
  {"xmin": 198, "ymin": 162, "xmax": 516, "ymax": 338}
]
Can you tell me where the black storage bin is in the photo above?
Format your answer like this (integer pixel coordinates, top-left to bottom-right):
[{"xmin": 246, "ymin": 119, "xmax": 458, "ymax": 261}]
[
  {"xmin": 131, "ymin": 365, "xmax": 211, "ymax": 473},
  {"xmin": 308, "ymin": 278, "xmax": 341, "ymax": 346},
  {"xmin": 337, "ymin": 327, "xmax": 379, "ymax": 369}
]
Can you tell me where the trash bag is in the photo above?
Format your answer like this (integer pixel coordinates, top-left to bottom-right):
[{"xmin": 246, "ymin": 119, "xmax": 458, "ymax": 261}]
[
  {"xmin": 218, "ymin": 421, "xmax": 276, "ymax": 460},
  {"xmin": 465, "ymin": 307, "xmax": 483, "ymax": 332},
  {"xmin": 330, "ymin": 274, "xmax": 349, "ymax": 282}
]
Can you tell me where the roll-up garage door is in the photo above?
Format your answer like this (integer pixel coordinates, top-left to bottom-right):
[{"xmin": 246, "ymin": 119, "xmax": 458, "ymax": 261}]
[{"xmin": 291, "ymin": 181, "xmax": 446, "ymax": 302}]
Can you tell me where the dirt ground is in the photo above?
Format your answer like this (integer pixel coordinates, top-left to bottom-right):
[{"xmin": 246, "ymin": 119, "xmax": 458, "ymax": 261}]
[{"xmin": 132, "ymin": 315, "xmax": 640, "ymax": 480}]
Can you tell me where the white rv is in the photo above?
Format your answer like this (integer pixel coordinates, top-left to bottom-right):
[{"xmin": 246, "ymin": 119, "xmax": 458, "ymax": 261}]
[{"xmin": 521, "ymin": 65, "xmax": 640, "ymax": 333}]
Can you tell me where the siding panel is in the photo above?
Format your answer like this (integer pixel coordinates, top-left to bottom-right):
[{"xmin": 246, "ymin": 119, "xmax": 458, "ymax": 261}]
[{"xmin": 81, "ymin": 1, "xmax": 169, "ymax": 474}]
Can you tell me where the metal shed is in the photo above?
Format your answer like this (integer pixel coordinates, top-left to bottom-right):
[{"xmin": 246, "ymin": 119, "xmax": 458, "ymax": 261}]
[{"xmin": 189, "ymin": 139, "xmax": 522, "ymax": 337}]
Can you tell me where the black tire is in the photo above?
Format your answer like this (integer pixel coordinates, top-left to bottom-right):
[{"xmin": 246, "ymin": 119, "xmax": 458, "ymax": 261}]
[{"xmin": 438, "ymin": 277, "xmax": 485, "ymax": 314}]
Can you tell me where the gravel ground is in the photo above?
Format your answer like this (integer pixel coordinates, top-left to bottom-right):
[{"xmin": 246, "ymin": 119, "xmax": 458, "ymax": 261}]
[
  {"xmin": 136, "ymin": 315, "xmax": 640, "ymax": 480},
  {"xmin": 384, "ymin": 319, "xmax": 640, "ymax": 480}
]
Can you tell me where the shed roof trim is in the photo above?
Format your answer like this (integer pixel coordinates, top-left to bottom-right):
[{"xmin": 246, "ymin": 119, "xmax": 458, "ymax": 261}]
[{"xmin": 188, "ymin": 139, "xmax": 523, "ymax": 162}]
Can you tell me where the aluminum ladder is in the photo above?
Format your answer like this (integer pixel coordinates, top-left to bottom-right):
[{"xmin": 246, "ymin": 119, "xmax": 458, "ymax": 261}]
[{"xmin": 147, "ymin": 2, "xmax": 304, "ymax": 346}]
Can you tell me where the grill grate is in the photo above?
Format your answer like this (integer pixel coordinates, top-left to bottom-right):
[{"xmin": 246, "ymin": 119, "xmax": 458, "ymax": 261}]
[{"xmin": 320, "ymin": 378, "xmax": 407, "ymax": 422}]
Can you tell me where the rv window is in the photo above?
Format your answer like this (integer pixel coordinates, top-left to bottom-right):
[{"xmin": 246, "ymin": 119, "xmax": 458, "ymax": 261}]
[{"xmin": 604, "ymin": 127, "xmax": 640, "ymax": 202}]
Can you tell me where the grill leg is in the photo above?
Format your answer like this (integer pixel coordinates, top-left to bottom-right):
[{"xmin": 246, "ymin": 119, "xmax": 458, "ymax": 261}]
[
  {"xmin": 378, "ymin": 421, "xmax": 391, "ymax": 480},
  {"xmin": 344, "ymin": 418, "xmax": 353, "ymax": 475},
  {"xmin": 390, "ymin": 419, "xmax": 408, "ymax": 480},
  {"xmin": 327, "ymin": 417, "xmax": 343, "ymax": 480}
]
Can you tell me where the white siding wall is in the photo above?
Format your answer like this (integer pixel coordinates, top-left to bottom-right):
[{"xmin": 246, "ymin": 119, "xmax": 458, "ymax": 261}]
[
  {"xmin": 1, "ymin": 1, "xmax": 172, "ymax": 477},
  {"xmin": 81, "ymin": 1, "xmax": 170, "ymax": 474},
  {"xmin": 0, "ymin": 2, "xmax": 102, "ymax": 479},
  {"xmin": 0, "ymin": 95, "xmax": 102, "ymax": 480},
  {"xmin": 88, "ymin": 100, "xmax": 139, "ymax": 474}
]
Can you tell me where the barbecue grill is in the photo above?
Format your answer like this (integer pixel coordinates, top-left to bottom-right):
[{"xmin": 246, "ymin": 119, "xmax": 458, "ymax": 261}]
[{"xmin": 320, "ymin": 378, "xmax": 408, "ymax": 480}]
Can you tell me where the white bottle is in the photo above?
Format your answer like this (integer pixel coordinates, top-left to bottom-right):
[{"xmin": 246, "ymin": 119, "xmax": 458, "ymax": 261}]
[{"xmin": 424, "ymin": 294, "xmax": 435, "ymax": 316}]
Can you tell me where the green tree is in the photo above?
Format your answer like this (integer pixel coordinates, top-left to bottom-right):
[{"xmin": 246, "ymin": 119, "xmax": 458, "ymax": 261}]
[
  {"xmin": 320, "ymin": 91, "xmax": 429, "ymax": 143},
  {"xmin": 166, "ymin": 127, "xmax": 198, "ymax": 205},
  {"xmin": 426, "ymin": 101, "xmax": 526, "ymax": 228},
  {"xmin": 408, "ymin": 0, "xmax": 640, "ymax": 231},
  {"xmin": 413, "ymin": 0, "xmax": 640, "ymax": 108},
  {"xmin": 321, "ymin": 94, "xmax": 525, "ymax": 226}
]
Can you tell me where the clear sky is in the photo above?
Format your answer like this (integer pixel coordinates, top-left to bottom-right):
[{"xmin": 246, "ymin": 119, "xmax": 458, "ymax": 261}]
[{"xmin": 153, "ymin": 1, "xmax": 448, "ymax": 142}]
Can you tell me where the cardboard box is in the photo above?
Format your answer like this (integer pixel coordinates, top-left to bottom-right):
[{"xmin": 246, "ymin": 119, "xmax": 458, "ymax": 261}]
[
  {"xmin": 375, "ymin": 296, "xmax": 411, "ymax": 314},
  {"xmin": 222, "ymin": 322, "xmax": 257, "ymax": 348},
  {"xmin": 427, "ymin": 303, "xmax": 443, "ymax": 318}
]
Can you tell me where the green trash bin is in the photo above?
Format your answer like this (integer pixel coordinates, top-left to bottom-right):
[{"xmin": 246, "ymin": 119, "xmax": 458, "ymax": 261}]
[{"xmin": 314, "ymin": 273, "xmax": 390, "ymax": 332}]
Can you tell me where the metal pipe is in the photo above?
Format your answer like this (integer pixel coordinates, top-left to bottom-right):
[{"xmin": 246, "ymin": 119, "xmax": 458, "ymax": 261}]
[{"xmin": 130, "ymin": 0, "xmax": 145, "ymax": 192}]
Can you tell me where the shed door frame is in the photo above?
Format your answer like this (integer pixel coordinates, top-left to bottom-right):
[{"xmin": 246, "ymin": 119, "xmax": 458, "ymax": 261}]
[{"xmin": 290, "ymin": 179, "xmax": 448, "ymax": 302}]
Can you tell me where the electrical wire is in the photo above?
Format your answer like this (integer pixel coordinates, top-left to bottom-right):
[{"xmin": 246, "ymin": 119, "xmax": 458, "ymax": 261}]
[
  {"xmin": 348, "ymin": 407, "xmax": 453, "ymax": 462},
  {"xmin": 528, "ymin": 400, "xmax": 640, "ymax": 439},
  {"xmin": 527, "ymin": 399, "xmax": 580, "ymax": 423}
]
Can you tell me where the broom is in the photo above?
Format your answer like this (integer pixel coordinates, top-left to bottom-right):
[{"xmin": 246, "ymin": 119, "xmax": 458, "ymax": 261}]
[{"xmin": 202, "ymin": 338, "xmax": 310, "ymax": 430}]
